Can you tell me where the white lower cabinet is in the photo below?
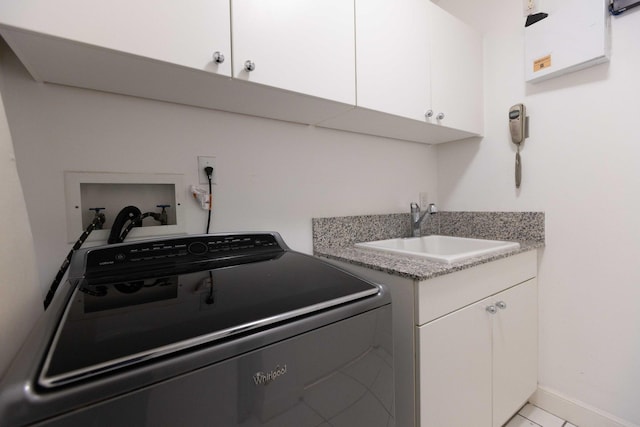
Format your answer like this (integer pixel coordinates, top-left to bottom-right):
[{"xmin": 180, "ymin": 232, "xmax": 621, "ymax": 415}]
[
  {"xmin": 329, "ymin": 249, "xmax": 538, "ymax": 427},
  {"xmin": 418, "ymin": 290, "xmax": 493, "ymax": 427},
  {"xmin": 492, "ymin": 279, "xmax": 538, "ymax": 426},
  {"xmin": 418, "ymin": 278, "xmax": 538, "ymax": 427}
]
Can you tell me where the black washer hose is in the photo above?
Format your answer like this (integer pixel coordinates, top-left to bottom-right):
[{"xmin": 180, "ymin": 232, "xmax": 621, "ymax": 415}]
[
  {"xmin": 108, "ymin": 206, "xmax": 141, "ymax": 244},
  {"xmin": 43, "ymin": 214, "xmax": 105, "ymax": 310},
  {"xmin": 117, "ymin": 212, "xmax": 155, "ymax": 242},
  {"xmin": 45, "ymin": 205, "xmax": 163, "ymax": 310}
]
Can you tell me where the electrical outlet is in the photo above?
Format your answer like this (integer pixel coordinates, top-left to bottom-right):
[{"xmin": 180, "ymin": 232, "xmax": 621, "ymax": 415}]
[
  {"xmin": 419, "ymin": 192, "xmax": 429, "ymax": 210},
  {"xmin": 523, "ymin": 0, "xmax": 538, "ymax": 16},
  {"xmin": 198, "ymin": 156, "xmax": 216, "ymax": 185}
]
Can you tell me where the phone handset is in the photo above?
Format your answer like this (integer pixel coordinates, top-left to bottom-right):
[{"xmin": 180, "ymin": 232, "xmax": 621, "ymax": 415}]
[
  {"xmin": 509, "ymin": 104, "xmax": 528, "ymax": 188},
  {"xmin": 509, "ymin": 104, "xmax": 526, "ymax": 144}
]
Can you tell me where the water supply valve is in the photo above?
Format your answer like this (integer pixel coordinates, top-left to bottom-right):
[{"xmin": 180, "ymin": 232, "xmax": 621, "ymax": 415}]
[
  {"xmin": 88, "ymin": 207, "xmax": 106, "ymax": 229},
  {"xmin": 155, "ymin": 205, "xmax": 170, "ymax": 225}
]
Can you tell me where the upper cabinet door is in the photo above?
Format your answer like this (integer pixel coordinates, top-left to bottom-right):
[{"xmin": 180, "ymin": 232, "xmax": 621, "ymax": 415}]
[
  {"xmin": 428, "ymin": 4, "xmax": 483, "ymax": 134},
  {"xmin": 355, "ymin": 0, "xmax": 431, "ymax": 121},
  {"xmin": 231, "ymin": 0, "xmax": 356, "ymax": 105},
  {"xmin": 0, "ymin": 0, "xmax": 232, "ymax": 76}
]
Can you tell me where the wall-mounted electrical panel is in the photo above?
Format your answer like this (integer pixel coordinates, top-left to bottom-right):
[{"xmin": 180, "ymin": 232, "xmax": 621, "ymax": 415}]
[
  {"xmin": 64, "ymin": 171, "xmax": 185, "ymax": 243},
  {"xmin": 524, "ymin": 0, "xmax": 610, "ymax": 83}
]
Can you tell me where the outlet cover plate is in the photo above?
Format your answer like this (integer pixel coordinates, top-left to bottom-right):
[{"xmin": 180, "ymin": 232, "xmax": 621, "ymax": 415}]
[{"xmin": 198, "ymin": 156, "xmax": 217, "ymax": 185}]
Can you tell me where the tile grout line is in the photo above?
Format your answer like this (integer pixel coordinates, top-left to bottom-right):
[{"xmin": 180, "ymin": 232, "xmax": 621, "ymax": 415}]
[
  {"xmin": 517, "ymin": 402, "xmax": 573, "ymax": 427},
  {"xmin": 519, "ymin": 414, "xmax": 544, "ymax": 427}
]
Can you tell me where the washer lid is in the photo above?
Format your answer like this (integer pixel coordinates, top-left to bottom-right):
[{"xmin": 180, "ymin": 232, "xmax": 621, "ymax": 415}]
[{"xmin": 40, "ymin": 251, "xmax": 379, "ymax": 388}]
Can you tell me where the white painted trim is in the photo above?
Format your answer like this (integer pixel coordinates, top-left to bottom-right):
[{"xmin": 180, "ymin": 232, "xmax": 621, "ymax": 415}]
[{"xmin": 531, "ymin": 386, "xmax": 638, "ymax": 427}]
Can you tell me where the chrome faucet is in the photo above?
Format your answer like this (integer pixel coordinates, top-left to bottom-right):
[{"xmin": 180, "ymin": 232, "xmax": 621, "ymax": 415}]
[{"xmin": 410, "ymin": 202, "xmax": 438, "ymax": 237}]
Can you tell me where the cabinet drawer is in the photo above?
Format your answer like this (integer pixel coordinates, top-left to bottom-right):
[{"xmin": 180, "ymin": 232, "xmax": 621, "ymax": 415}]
[{"xmin": 416, "ymin": 250, "xmax": 537, "ymax": 325}]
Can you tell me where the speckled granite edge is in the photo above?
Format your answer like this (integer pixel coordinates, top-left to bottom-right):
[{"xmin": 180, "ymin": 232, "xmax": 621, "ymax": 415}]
[
  {"xmin": 312, "ymin": 211, "xmax": 545, "ymax": 281},
  {"xmin": 314, "ymin": 241, "xmax": 543, "ymax": 281}
]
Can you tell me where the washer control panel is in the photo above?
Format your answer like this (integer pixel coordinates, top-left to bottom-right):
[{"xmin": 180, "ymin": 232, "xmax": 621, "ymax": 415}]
[{"xmin": 82, "ymin": 233, "xmax": 282, "ymax": 274}]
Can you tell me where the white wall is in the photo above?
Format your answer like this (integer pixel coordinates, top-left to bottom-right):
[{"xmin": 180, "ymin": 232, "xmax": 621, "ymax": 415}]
[
  {"xmin": 0, "ymin": 49, "xmax": 41, "ymax": 378},
  {"xmin": 0, "ymin": 45, "xmax": 438, "ymax": 295},
  {"xmin": 436, "ymin": 1, "xmax": 640, "ymax": 425}
]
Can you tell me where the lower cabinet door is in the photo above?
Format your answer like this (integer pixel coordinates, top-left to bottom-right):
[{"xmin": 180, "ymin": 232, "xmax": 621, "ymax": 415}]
[
  {"xmin": 417, "ymin": 300, "xmax": 493, "ymax": 427},
  {"xmin": 492, "ymin": 278, "xmax": 538, "ymax": 427}
]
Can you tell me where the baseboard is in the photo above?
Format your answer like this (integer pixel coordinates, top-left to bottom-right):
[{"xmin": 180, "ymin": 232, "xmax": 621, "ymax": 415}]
[{"xmin": 530, "ymin": 386, "xmax": 638, "ymax": 427}]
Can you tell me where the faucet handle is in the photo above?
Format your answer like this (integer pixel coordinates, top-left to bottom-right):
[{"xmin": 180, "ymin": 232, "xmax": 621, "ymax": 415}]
[{"xmin": 410, "ymin": 202, "xmax": 420, "ymax": 213}]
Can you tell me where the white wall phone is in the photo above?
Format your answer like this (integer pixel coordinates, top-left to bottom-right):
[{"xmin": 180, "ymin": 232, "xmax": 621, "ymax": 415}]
[{"xmin": 509, "ymin": 104, "xmax": 528, "ymax": 188}]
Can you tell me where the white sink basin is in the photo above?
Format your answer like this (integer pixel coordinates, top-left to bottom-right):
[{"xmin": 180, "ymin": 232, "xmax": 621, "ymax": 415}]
[{"xmin": 355, "ymin": 235, "xmax": 520, "ymax": 264}]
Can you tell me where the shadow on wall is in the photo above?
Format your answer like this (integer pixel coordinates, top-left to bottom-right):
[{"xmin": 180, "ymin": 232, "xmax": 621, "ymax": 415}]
[
  {"xmin": 525, "ymin": 61, "xmax": 610, "ymax": 96},
  {"xmin": 435, "ymin": 136, "xmax": 482, "ymax": 205},
  {"xmin": 0, "ymin": 53, "xmax": 42, "ymax": 379}
]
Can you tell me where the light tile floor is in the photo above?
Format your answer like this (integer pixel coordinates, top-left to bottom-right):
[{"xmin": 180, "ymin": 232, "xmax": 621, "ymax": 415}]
[{"xmin": 505, "ymin": 403, "xmax": 578, "ymax": 427}]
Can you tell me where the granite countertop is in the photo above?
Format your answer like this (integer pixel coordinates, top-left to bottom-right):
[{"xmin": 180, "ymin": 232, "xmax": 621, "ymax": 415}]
[
  {"xmin": 312, "ymin": 211, "xmax": 545, "ymax": 281},
  {"xmin": 314, "ymin": 240, "xmax": 543, "ymax": 281}
]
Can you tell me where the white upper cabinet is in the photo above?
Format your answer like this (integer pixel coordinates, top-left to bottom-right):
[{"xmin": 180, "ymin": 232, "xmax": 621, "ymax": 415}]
[
  {"xmin": 0, "ymin": 0, "xmax": 479, "ymax": 144},
  {"xmin": 0, "ymin": 0, "xmax": 232, "ymax": 76},
  {"xmin": 318, "ymin": 0, "xmax": 483, "ymax": 144},
  {"xmin": 428, "ymin": 4, "xmax": 483, "ymax": 135},
  {"xmin": 0, "ymin": 0, "xmax": 354, "ymax": 125},
  {"xmin": 354, "ymin": 0, "xmax": 431, "ymax": 121},
  {"xmin": 231, "ymin": 0, "xmax": 356, "ymax": 105}
]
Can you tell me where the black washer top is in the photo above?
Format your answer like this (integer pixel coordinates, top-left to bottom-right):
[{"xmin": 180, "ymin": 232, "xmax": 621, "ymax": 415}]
[{"xmin": 40, "ymin": 234, "xmax": 380, "ymax": 388}]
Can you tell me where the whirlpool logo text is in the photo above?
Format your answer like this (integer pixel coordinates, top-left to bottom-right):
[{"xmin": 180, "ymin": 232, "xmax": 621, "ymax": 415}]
[{"xmin": 253, "ymin": 365, "xmax": 288, "ymax": 386}]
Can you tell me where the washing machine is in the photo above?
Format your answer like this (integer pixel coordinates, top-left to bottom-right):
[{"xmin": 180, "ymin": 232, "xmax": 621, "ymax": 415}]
[{"xmin": 0, "ymin": 232, "xmax": 393, "ymax": 427}]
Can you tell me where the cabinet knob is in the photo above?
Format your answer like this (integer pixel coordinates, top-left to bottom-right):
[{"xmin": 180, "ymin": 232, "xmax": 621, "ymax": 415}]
[
  {"xmin": 244, "ymin": 60, "xmax": 256, "ymax": 72},
  {"xmin": 496, "ymin": 301, "xmax": 507, "ymax": 310},
  {"xmin": 425, "ymin": 110, "xmax": 434, "ymax": 118},
  {"xmin": 436, "ymin": 112, "xmax": 445, "ymax": 120},
  {"xmin": 486, "ymin": 305, "xmax": 497, "ymax": 314},
  {"xmin": 212, "ymin": 51, "xmax": 225, "ymax": 64}
]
